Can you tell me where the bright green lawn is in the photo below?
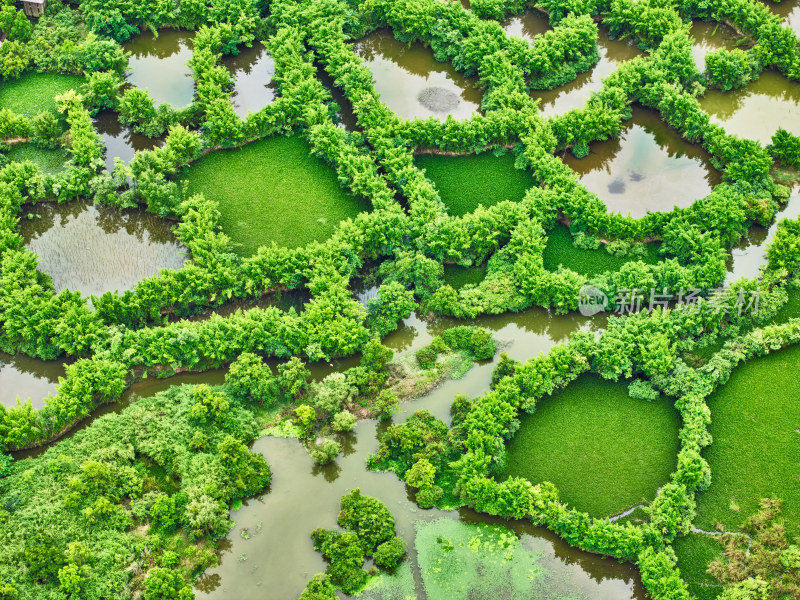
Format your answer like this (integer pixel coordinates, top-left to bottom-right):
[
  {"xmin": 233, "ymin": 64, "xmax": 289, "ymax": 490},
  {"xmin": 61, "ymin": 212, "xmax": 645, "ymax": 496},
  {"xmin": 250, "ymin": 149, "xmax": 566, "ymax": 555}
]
[
  {"xmin": 694, "ymin": 343, "xmax": 800, "ymax": 538},
  {"xmin": 543, "ymin": 224, "xmax": 662, "ymax": 277},
  {"xmin": 6, "ymin": 144, "xmax": 69, "ymax": 174},
  {"xmin": 415, "ymin": 152, "xmax": 536, "ymax": 216},
  {"xmin": 496, "ymin": 375, "xmax": 680, "ymax": 517},
  {"xmin": 443, "ymin": 263, "xmax": 486, "ymax": 289},
  {"xmin": 0, "ymin": 72, "xmax": 84, "ymax": 117},
  {"xmin": 178, "ymin": 136, "xmax": 369, "ymax": 255},
  {"xmin": 673, "ymin": 533, "xmax": 724, "ymax": 600}
]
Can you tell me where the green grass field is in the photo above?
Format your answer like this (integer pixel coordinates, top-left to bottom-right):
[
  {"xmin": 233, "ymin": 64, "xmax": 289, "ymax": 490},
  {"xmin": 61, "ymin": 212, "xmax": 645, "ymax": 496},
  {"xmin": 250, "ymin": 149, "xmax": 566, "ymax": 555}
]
[
  {"xmin": 543, "ymin": 224, "xmax": 662, "ymax": 277},
  {"xmin": 178, "ymin": 136, "xmax": 369, "ymax": 254},
  {"xmin": 673, "ymin": 533, "xmax": 724, "ymax": 600},
  {"xmin": 0, "ymin": 73, "xmax": 84, "ymax": 117},
  {"xmin": 694, "ymin": 343, "xmax": 800, "ymax": 539},
  {"xmin": 414, "ymin": 152, "xmax": 536, "ymax": 216},
  {"xmin": 6, "ymin": 144, "xmax": 69, "ymax": 174},
  {"xmin": 496, "ymin": 375, "xmax": 680, "ymax": 517},
  {"xmin": 443, "ymin": 263, "xmax": 487, "ymax": 289}
]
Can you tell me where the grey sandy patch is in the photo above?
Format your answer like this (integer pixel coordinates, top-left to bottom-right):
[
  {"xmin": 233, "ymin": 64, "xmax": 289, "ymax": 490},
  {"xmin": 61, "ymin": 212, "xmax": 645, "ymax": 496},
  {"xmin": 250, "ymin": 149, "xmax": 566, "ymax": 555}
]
[{"xmin": 417, "ymin": 86, "xmax": 461, "ymax": 113}]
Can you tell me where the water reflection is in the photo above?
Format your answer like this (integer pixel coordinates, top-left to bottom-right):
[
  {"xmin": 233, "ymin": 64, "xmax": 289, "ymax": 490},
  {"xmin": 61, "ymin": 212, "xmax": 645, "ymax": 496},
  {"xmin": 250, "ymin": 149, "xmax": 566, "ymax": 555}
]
[
  {"xmin": 20, "ymin": 201, "xmax": 187, "ymax": 298},
  {"xmin": 0, "ymin": 353, "xmax": 65, "ymax": 409},
  {"xmin": 221, "ymin": 43, "xmax": 277, "ymax": 119},
  {"xmin": 563, "ymin": 106, "xmax": 721, "ymax": 218},
  {"xmin": 690, "ymin": 21, "xmax": 742, "ymax": 71},
  {"xmin": 760, "ymin": 0, "xmax": 800, "ymax": 31},
  {"xmin": 533, "ymin": 28, "xmax": 642, "ymax": 116},
  {"xmin": 123, "ymin": 30, "xmax": 196, "ymax": 107},
  {"xmin": 194, "ymin": 335, "xmax": 642, "ymax": 600},
  {"xmin": 93, "ymin": 111, "xmax": 164, "ymax": 172},
  {"xmin": 728, "ymin": 190, "xmax": 800, "ymax": 281},
  {"xmin": 700, "ymin": 71, "xmax": 800, "ymax": 144},
  {"xmin": 353, "ymin": 30, "xmax": 482, "ymax": 120},
  {"xmin": 502, "ymin": 10, "xmax": 551, "ymax": 42}
]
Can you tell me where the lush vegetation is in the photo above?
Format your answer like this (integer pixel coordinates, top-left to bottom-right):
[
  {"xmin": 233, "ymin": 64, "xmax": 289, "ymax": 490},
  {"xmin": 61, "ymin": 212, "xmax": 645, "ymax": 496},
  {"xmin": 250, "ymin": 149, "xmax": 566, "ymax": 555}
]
[
  {"xmin": 178, "ymin": 136, "xmax": 370, "ymax": 254},
  {"xmin": 414, "ymin": 151, "xmax": 537, "ymax": 216},
  {"xmin": 694, "ymin": 344, "xmax": 800, "ymax": 538},
  {"xmin": 496, "ymin": 375, "xmax": 680, "ymax": 517},
  {"xmin": 0, "ymin": 0, "xmax": 799, "ymax": 598},
  {"xmin": 3, "ymin": 144, "xmax": 69, "ymax": 174}
]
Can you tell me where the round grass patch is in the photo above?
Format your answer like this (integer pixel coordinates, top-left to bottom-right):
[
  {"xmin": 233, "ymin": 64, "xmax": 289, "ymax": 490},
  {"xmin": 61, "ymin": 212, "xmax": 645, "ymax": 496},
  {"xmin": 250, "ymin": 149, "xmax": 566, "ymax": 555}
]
[
  {"xmin": 496, "ymin": 374, "xmax": 680, "ymax": 517},
  {"xmin": 178, "ymin": 136, "xmax": 370, "ymax": 255}
]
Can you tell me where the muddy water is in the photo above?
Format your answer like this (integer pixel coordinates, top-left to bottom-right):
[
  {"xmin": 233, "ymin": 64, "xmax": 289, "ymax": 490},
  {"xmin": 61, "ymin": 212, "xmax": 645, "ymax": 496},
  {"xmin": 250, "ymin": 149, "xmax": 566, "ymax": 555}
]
[
  {"xmin": 19, "ymin": 201, "xmax": 186, "ymax": 298},
  {"xmin": 728, "ymin": 190, "xmax": 800, "ymax": 281},
  {"xmin": 533, "ymin": 28, "xmax": 642, "ymax": 116},
  {"xmin": 221, "ymin": 43, "xmax": 277, "ymax": 119},
  {"xmin": 563, "ymin": 106, "xmax": 722, "ymax": 218},
  {"xmin": 502, "ymin": 9, "xmax": 551, "ymax": 42},
  {"xmin": 123, "ymin": 30, "xmax": 196, "ymax": 107},
  {"xmin": 194, "ymin": 311, "xmax": 639, "ymax": 600},
  {"xmin": 699, "ymin": 71, "xmax": 800, "ymax": 144},
  {"xmin": 690, "ymin": 21, "xmax": 742, "ymax": 71},
  {"xmin": 353, "ymin": 30, "xmax": 482, "ymax": 120},
  {"xmin": 761, "ymin": 0, "xmax": 800, "ymax": 31},
  {"xmin": 0, "ymin": 353, "xmax": 65, "ymax": 409},
  {"xmin": 94, "ymin": 111, "xmax": 164, "ymax": 172}
]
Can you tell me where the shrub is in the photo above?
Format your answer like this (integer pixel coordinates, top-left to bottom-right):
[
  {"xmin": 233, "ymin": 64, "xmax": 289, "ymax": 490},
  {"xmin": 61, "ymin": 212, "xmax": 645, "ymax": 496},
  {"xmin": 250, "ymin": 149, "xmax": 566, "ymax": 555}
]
[
  {"xmin": 374, "ymin": 390, "xmax": 400, "ymax": 420},
  {"xmin": 705, "ymin": 49, "xmax": 756, "ymax": 91},
  {"xmin": 374, "ymin": 537, "xmax": 406, "ymax": 570},
  {"xmin": 331, "ymin": 410, "xmax": 357, "ymax": 432},
  {"xmin": 769, "ymin": 128, "xmax": 800, "ymax": 168},
  {"xmin": 416, "ymin": 485, "xmax": 444, "ymax": 509},
  {"xmin": 30, "ymin": 112, "xmax": 61, "ymax": 148},
  {"xmin": 310, "ymin": 438, "xmax": 341, "ymax": 465},
  {"xmin": 226, "ymin": 352, "xmax": 279, "ymax": 405}
]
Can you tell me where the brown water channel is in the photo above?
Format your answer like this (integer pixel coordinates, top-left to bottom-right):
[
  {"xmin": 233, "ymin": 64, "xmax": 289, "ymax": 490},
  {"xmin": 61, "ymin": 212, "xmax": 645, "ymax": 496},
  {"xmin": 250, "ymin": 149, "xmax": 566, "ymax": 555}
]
[
  {"xmin": 728, "ymin": 188, "xmax": 800, "ymax": 281},
  {"xmin": 699, "ymin": 71, "xmax": 800, "ymax": 144},
  {"xmin": 19, "ymin": 201, "xmax": 186, "ymax": 298},
  {"xmin": 94, "ymin": 111, "xmax": 164, "ymax": 172},
  {"xmin": 123, "ymin": 30, "xmax": 196, "ymax": 108},
  {"xmin": 690, "ymin": 21, "xmax": 743, "ymax": 72},
  {"xmin": 562, "ymin": 106, "xmax": 721, "ymax": 218},
  {"xmin": 353, "ymin": 30, "xmax": 482, "ymax": 121},
  {"xmin": 533, "ymin": 27, "xmax": 642, "ymax": 116},
  {"xmin": 221, "ymin": 42, "xmax": 277, "ymax": 119}
]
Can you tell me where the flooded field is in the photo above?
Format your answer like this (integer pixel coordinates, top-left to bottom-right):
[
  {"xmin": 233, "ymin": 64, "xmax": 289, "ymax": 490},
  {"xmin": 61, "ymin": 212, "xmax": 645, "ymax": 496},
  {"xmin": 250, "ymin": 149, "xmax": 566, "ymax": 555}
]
[
  {"xmin": 123, "ymin": 30, "xmax": 196, "ymax": 107},
  {"xmin": 532, "ymin": 28, "xmax": 642, "ymax": 116},
  {"xmin": 19, "ymin": 202, "xmax": 186, "ymax": 298},
  {"xmin": 700, "ymin": 71, "xmax": 800, "ymax": 144},
  {"xmin": 353, "ymin": 30, "xmax": 482, "ymax": 120},
  {"xmin": 562, "ymin": 107, "xmax": 721, "ymax": 217},
  {"xmin": 221, "ymin": 42, "xmax": 277, "ymax": 118}
]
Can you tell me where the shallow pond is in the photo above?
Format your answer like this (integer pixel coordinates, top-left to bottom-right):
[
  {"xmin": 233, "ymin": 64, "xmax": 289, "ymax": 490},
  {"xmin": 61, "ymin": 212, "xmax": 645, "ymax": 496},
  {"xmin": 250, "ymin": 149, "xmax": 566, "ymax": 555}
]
[
  {"xmin": 562, "ymin": 107, "xmax": 721, "ymax": 217},
  {"xmin": 221, "ymin": 42, "xmax": 277, "ymax": 119},
  {"xmin": 123, "ymin": 30, "xmax": 196, "ymax": 107},
  {"xmin": 728, "ymin": 189, "xmax": 800, "ymax": 281},
  {"xmin": 502, "ymin": 9, "xmax": 551, "ymax": 42},
  {"xmin": 533, "ymin": 27, "xmax": 642, "ymax": 116},
  {"xmin": 20, "ymin": 201, "xmax": 187, "ymax": 298},
  {"xmin": 193, "ymin": 308, "xmax": 638, "ymax": 600},
  {"xmin": 690, "ymin": 21, "xmax": 742, "ymax": 71},
  {"xmin": 0, "ymin": 353, "xmax": 65, "ymax": 410},
  {"xmin": 94, "ymin": 111, "xmax": 164, "ymax": 172},
  {"xmin": 699, "ymin": 71, "xmax": 800, "ymax": 144},
  {"xmin": 353, "ymin": 29, "xmax": 482, "ymax": 120}
]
